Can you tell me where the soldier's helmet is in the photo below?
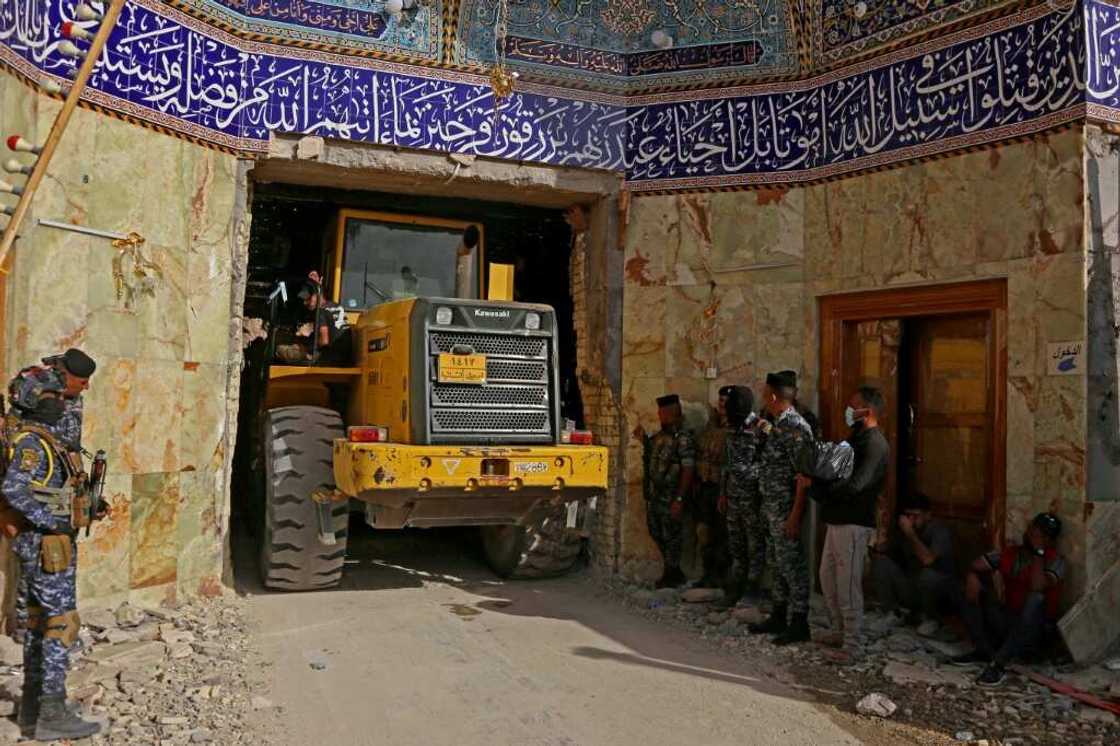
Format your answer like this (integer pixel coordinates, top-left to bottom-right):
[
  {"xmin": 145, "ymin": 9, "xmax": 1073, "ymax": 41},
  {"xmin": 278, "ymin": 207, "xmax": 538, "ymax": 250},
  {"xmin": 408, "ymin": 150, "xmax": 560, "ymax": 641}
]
[{"xmin": 7, "ymin": 366, "xmax": 65, "ymax": 415}]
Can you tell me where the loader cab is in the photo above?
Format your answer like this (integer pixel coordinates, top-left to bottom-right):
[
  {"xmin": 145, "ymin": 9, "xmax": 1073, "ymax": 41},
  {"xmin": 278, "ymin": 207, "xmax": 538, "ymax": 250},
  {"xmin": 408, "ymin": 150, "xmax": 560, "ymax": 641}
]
[{"xmin": 264, "ymin": 210, "xmax": 485, "ymax": 369}]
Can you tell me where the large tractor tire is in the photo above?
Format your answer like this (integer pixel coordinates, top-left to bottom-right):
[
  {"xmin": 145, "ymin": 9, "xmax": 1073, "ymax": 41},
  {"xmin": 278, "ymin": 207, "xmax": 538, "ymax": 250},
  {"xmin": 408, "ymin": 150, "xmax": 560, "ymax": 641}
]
[
  {"xmin": 260, "ymin": 406, "xmax": 349, "ymax": 591},
  {"xmin": 481, "ymin": 505, "xmax": 584, "ymax": 579}
]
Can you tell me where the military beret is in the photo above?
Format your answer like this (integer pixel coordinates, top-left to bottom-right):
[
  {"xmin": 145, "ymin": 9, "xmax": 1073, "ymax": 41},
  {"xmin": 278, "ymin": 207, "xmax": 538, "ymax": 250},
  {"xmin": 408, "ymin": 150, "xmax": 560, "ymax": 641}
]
[
  {"xmin": 766, "ymin": 370, "xmax": 797, "ymax": 389},
  {"xmin": 62, "ymin": 348, "xmax": 96, "ymax": 378},
  {"xmin": 718, "ymin": 385, "xmax": 735, "ymax": 397},
  {"xmin": 656, "ymin": 394, "xmax": 680, "ymax": 407}
]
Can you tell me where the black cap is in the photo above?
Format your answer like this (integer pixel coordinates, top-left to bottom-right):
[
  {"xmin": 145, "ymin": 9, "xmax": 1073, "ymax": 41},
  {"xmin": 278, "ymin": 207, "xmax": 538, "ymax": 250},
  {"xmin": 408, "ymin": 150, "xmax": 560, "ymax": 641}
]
[
  {"xmin": 656, "ymin": 394, "xmax": 680, "ymax": 408},
  {"xmin": 62, "ymin": 348, "xmax": 95, "ymax": 378},
  {"xmin": 1032, "ymin": 512, "xmax": 1062, "ymax": 539},
  {"xmin": 766, "ymin": 370, "xmax": 797, "ymax": 389},
  {"xmin": 718, "ymin": 385, "xmax": 735, "ymax": 397}
]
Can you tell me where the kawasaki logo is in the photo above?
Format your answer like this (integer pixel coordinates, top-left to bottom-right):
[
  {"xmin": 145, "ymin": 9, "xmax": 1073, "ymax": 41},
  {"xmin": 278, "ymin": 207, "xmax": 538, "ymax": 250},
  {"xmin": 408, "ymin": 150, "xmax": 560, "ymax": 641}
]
[{"xmin": 473, "ymin": 309, "xmax": 510, "ymax": 318}]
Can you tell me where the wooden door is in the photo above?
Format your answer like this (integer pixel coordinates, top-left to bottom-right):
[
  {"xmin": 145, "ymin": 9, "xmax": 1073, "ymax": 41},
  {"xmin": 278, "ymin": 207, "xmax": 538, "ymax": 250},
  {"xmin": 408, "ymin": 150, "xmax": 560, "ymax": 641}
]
[
  {"xmin": 902, "ymin": 314, "xmax": 994, "ymax": 568},
  {"xmin": 819, "ymin": 280, "xmax": 1008, "ymax": 559}
]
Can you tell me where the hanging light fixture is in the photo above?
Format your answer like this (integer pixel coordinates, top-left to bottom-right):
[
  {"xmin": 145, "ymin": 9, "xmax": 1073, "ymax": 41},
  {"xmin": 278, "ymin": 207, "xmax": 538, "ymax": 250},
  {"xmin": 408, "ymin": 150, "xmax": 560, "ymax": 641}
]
[{"xmin": 489, "ymin": 0, "xmax": 515, "ymax": 101}]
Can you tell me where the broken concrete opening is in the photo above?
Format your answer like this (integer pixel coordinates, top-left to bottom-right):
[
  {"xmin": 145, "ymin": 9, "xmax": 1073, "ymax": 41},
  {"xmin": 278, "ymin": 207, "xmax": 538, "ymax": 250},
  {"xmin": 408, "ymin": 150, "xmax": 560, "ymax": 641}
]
[{"xmin": 229, "ymin": 136, "xmax": 625, "ymax": 584}]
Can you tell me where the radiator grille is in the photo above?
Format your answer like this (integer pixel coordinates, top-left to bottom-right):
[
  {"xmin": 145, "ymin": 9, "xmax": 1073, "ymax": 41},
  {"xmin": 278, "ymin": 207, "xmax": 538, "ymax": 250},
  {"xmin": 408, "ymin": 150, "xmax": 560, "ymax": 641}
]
[
  {"xmin": 431, "ymin": 409, "xmax": 549, "ymax": 434},
  {"xmin": 427, "ymin": 328, "xmax": 554, "ymax": 442},
  {"xmin": 430, "ymin": 332, "xmax": 547, "ymax": 359},
  {"xmin": 487, "ymin": 359, "xmax": 548, "ymax": 383},
  {"xmin": 432, "ymin": 383, "xmax": 547, "ymax": 408}
]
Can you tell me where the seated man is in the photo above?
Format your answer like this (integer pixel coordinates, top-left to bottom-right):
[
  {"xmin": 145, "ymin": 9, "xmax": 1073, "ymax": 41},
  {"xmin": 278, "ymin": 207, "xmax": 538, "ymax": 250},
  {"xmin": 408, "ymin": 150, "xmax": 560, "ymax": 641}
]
[
  {"xmin": 950, "ymin": 512, "xmax": 1065, "ymax": 687},
  {"xmin": 278, "ymin": 271, "xmax": 351, "ymax": 364},
  {"xmin": 871, "ymin": 493, "xmax": 956, "ymax": 634}
]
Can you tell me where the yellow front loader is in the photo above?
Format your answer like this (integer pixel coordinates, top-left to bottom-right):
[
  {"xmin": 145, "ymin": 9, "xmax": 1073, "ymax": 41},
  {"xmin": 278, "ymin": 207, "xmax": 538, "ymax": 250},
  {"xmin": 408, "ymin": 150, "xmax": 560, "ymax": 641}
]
[{"xmin": 253, "ymin": 210, "xmax": 608, "ymax": 590}]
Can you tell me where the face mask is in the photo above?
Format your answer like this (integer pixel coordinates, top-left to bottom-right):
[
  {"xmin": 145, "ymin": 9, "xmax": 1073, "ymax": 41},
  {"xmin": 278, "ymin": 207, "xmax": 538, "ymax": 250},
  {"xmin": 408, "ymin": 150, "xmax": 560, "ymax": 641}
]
[
  {"xmin": 844, "ymin": 406, "xmax": 861, "ymax": 428},
  {"xmin": 33, "ymin": 397, "xmax": 65, "ymax": 425}
]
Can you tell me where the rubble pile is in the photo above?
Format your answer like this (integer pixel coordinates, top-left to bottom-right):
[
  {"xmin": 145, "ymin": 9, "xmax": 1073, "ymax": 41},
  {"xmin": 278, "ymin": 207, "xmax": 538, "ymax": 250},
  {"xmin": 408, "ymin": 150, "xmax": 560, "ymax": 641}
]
[
  {"xmin": 0, "ymin": 597, "xmax": 271, "ymax": 746},
  {"xmin": 611, "ymin": 581, "xmax": 1120, "ymax": 746}
]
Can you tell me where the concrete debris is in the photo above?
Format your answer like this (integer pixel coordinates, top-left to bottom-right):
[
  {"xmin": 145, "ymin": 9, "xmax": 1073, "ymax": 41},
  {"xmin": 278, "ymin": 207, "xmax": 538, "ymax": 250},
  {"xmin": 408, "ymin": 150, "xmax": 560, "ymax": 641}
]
[
  {"xmin": 114, "ymin": 603, "xmax": 148, "ymax": 629},
  {"xmin": 42, "ymin": 597, "xmax": 277, "ymax": 745},
  {"xmin": 705, "ymin": 612, "xmax": 729, "ymax": 625},
  {"xmin": 652, "ymin": 588, "xmax": 680, "ymax": 603},
  {"xmin": 0, "ymin": 699, "xmax": 14, "ymax": 716},
  {"xmin": 1105, "ymin": 658, "xmax": 1120, "ymax": 672},
  {"xmin": 882, "ymin": 661, "xmax": 972, "ymax": 689},
  {"xmin": 104, "ymin": 629, "xmax": 139, "ymax": 646},
  {"xmin": 1079, "ymin": 707, "xmax": 1119, "ymax": 725},
  {"xmin": 681, "ymin": 588, "xmax": 723, "ymax": 604},
  {"xmin": 856, "ymin": 692, "xmax": 897, "ymax": 718},
  {"xmin": 168, "ymin": 642, "xmax": 195, "ymax": 660},
  {"xmin": 83, "ymin": 608, "xmax": 119, "ymax": 632},
  {"xmin": 0, "ymin": 717, "xmax": 20, "ymax": 742},
  {"xmin": 612, "ymin": 579, "xmax": 1120, "ymax": 744},
  {"xmin": 0, "ymin": 635, "xmax": 22, "ymax": 667},
  {"xmin": 88, "ymin": 640, "xmax": 168, "ymax": 670}
]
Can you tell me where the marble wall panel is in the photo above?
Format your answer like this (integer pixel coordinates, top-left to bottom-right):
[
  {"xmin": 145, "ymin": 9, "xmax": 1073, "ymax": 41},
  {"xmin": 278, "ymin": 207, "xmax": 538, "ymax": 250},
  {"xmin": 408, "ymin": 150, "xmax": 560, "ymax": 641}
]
[
  {"xmin": 78, "ymin": 474, "xmax": 132, "ymax": 602},
  {"xmin": 618, "ymin": 130, "xmax": 1094, "ymax": 593},
  {"xmin": 130, "ymin": 472, "xmax": 181, "ymax": 591},
  {"xmin": 1, "ymin": 88, "xmax": 240, "ymax": 608},
  {"xmin": 177, "ymin": 470, "xmax": 224, "ymax": 598}
]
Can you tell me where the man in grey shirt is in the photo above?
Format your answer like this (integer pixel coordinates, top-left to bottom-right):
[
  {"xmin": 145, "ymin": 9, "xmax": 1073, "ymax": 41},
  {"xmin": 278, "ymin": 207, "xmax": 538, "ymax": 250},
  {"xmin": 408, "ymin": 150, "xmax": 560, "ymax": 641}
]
[{"xmin": 871, "ymin": 493, "xmax": 956, "ymax": 630}]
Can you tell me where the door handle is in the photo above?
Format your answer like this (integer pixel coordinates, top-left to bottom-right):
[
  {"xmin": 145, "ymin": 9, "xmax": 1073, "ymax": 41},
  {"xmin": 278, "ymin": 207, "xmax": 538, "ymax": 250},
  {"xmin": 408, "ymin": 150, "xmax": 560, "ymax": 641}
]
[{"xmin": 906, "ymin": 456, "xmax": 923, "ymax": 464}]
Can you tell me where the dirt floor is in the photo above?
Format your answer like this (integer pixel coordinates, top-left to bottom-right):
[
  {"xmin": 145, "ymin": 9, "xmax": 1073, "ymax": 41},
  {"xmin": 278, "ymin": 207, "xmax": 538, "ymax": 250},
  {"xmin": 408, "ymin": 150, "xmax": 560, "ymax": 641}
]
[{"xmin": 238, "ymin": 526, "xmax": 954, "ymax": 746}]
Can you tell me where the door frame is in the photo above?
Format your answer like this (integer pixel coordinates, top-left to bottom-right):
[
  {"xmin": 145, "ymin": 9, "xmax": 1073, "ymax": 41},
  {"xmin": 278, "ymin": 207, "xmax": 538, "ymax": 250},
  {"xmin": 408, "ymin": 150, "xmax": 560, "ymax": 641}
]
[{"xmin": 818, "ymin": 279, "xmax": 1008, "ymax": 546}]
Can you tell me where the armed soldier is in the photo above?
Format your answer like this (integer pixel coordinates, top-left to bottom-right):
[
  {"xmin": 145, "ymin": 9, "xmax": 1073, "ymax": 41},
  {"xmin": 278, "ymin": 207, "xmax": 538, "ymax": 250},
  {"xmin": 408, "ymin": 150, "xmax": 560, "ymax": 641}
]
[
  {"xmin": 748, "ymin": 371, "xmax": 813, "ymax": 645},
  {"xmin": 4, "ymin": 366, "xmax": 106, "ymax": 741},
  {"xmin": 41, "ymin": 348, "xmax": 96, "ymax": 450},
  {"xmin": 714, "ymin": 386, "xmax": 767, "ymax": 608},
  {"xmin": 643, "ymin": 394, "xmax": 696, "ymax": 589},
  {"xmin": 693, "ymin": 386, "xmax": 734, "ymax": 588}
]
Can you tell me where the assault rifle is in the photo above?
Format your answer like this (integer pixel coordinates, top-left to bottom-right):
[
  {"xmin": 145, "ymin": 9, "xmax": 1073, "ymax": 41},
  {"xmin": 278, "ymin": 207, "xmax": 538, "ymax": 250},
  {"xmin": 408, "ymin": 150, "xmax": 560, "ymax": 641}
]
[{"xmin": 78, "ymin": 448, "xmax": 109, "ymax": 536}]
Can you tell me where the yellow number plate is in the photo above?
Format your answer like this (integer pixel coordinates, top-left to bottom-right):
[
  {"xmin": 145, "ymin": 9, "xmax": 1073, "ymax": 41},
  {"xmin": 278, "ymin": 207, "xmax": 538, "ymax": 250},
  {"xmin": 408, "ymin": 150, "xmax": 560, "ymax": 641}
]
[{"xmin": 438, "ymin": 353, "xmax": 487, "ymax": 384}]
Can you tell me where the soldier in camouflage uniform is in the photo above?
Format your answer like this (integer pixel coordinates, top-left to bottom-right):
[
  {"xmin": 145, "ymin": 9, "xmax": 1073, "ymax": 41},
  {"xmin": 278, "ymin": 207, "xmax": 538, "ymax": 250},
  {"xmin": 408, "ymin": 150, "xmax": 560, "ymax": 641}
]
[
  {"xmin": 779, "ymin": 369, "xmax": 822, "ymax": 441},
  {"xmin": 693, "ymin": 387, "xmax": 734, "ymax": 588},
  {"xmin": 714, "ymin": 386, "xmax": 767, "ymax": 608},
  {"xmin": 747, "ymin": 371, "xmax": 814, "ymax": 645},
  {"xmin": 42, "ymin": 349, "xmax": 95, "ymax": 450},
  {"xmin": 644, "ymin": 394, "xmax": 696, "ymax": 589},
  {"xmin": 4, "ymin": 367, "xmax": 103, "ymax": 741}
]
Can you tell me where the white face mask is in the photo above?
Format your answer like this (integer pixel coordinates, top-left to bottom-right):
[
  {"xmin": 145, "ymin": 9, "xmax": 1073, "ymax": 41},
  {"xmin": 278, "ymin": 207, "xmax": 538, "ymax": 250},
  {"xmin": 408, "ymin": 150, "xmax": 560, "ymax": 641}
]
[{"xmin": 844, "ymin": 406, "xmax": 860, "ymax": 428}]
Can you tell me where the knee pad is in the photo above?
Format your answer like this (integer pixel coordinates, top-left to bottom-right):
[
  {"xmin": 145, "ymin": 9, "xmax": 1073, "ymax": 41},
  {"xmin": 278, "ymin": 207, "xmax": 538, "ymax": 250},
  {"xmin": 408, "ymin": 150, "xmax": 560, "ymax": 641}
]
[
  {"xmin": 25, "ymin": 604, "xmax": 44, "ymax": 632},
  {"xmin": 44, "ymin": 610, "xmax": 80, "ymax": 646}
]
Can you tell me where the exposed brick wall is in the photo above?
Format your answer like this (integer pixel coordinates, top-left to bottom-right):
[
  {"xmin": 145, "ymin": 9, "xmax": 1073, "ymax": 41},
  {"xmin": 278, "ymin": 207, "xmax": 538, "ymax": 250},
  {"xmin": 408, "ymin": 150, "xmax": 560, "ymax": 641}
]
[{"xmin": 569, "ymin": 224, "xmax": 625, "ymax": 573}]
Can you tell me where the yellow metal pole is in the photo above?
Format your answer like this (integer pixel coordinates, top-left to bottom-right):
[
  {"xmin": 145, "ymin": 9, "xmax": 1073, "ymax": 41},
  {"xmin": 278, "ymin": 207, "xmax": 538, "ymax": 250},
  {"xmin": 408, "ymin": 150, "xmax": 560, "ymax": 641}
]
[{"xmin": 0, "ymin": 0, "xmax": 128, "ymax": 270}]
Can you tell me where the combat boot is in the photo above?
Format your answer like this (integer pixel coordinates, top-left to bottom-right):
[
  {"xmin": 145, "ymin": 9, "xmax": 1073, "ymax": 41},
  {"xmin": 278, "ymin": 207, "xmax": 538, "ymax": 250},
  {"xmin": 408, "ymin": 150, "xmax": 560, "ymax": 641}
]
[
  {"xmin": 747, "ymin": 603, "xmax": 787, "ymax": 634},
  {"xmin": 34, "ymin": 694, "xmax": 101, "ymax": 742},
  {"xmin": 772, "ymin": 612, "xmax": 810, "ymax": 646},
  {"xmin": 17, "ymin": 680, "xmax": 40, "ymax": 739}
]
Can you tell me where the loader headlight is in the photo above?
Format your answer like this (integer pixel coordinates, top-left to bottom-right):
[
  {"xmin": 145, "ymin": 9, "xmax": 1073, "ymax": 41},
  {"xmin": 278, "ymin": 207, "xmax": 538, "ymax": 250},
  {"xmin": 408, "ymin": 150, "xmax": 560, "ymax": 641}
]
[
  {"xmin": 435, "ymin": 306, "xmax": 453, "ymax": 325},
  {"xmin": 525, "ymin": 312, "xmax": 541, "ymax": 331}
]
